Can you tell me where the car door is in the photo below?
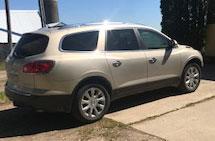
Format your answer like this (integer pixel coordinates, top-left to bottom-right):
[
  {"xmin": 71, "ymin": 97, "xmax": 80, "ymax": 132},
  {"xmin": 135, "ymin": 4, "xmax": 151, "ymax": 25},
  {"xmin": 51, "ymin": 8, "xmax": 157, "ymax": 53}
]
[
  {"xmin": 105, "ymin": 29, "xmax": 148, "ymax": 96},
  {"xmin": 137, "ymin": 29, "xmax": 181, "ymax": 86}
]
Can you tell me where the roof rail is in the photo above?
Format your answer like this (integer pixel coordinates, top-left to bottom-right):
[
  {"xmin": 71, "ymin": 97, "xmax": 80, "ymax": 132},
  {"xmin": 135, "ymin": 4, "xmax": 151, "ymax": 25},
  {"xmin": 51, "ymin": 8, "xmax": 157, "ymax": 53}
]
[
  {"xmin": 55, "ymin": 21, "xmax": 146, "ymax": 30},
  {"xmin": 47, "ymin": 22, "xmax": 67, "ymax": 28}
]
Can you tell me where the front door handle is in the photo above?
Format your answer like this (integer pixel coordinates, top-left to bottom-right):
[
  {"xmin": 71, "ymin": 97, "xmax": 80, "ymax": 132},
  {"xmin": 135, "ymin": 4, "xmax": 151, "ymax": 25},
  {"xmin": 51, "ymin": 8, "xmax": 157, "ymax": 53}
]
[
  {"xmin": 149, "ymin": 57, "xmax": 157, "ymax": 64},
  {"xmin": 112, "ymin": 60, "xmax": 122, "ymax": 67}
]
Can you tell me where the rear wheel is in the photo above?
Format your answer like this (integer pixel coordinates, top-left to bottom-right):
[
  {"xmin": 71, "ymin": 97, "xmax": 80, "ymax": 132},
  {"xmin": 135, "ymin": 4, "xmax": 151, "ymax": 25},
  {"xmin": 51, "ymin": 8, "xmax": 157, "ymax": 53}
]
[
  {"xmin": 72, "ymin": 84, "xmax": 110, "ymax": 123},
  {"xmin": 179, "ymin": 63, "xmax": 201, "ymax": 93}
]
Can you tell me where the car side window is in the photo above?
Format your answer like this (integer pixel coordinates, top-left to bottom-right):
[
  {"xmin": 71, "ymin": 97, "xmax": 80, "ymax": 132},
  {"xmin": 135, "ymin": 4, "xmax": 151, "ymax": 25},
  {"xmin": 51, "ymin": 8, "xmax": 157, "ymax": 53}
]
[
  {"xmin": 61, "ymin": 31, "xmax": 99, "ymax": 51},
  {"xmin": 106, "ymin": 29, "xmax": 139, "ymax": 51},
  {"xmin": 138, "ymin": 29, "xmax": 170, "ymax": 49}
]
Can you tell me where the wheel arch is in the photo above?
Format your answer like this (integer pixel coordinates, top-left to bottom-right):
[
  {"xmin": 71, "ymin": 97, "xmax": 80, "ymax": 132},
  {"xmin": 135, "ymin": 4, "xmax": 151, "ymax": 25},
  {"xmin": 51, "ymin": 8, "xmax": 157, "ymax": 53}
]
[
  {"xmin": 72, "ymin": 76, "xmax": 113, "ymax": 100},
  {"xmin": 180, "ymin": 57, "xmax": 203, "ymax": 78},
  {"xmin": 184, "ymin": 57, "xmax": 203, "ymax": 69}
]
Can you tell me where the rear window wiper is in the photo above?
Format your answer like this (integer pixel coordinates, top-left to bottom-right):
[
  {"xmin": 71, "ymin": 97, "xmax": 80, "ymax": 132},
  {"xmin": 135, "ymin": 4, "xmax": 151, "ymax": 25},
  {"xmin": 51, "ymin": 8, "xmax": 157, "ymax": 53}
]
[{"xmin": 13, "ymin": 51, "xmax": 25, "ymax": 59}]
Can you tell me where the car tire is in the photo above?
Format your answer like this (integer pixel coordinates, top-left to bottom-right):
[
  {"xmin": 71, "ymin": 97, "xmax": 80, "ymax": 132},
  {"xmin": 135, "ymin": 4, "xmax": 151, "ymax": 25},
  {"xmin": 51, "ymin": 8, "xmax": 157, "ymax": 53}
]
[
  {"xmin": 179, "ymin": 63, "xmax": 201, "ymax": 93},
  {"xmin": 72, "ymin": 83, "xmax": 110, "ymax": 123}
]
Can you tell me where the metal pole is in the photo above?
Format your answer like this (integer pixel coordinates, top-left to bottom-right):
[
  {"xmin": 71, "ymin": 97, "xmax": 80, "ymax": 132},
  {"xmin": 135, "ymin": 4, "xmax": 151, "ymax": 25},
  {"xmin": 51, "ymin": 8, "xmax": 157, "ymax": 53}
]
[
  {"xmin": 38, "ymin": 0, "xmax": 46, "ymax": 27},
  {"xmin": 4, "ymin": 0, "xmax": 12, "ymax": 49},
  {"xmin": 43, "ymin": 0, "xmax": 59, "ymax": 24}
]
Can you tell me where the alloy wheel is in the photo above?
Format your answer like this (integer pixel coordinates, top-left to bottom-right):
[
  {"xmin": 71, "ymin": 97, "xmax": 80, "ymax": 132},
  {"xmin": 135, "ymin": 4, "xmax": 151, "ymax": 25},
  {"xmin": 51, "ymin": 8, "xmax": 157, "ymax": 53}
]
[
  {"xmin": 184, "ymin": 66, "xmax": 200, "ymax": 91},
  {"xmin": 80, "ymin": 87, "xmax": 106, "ymax": 119}
]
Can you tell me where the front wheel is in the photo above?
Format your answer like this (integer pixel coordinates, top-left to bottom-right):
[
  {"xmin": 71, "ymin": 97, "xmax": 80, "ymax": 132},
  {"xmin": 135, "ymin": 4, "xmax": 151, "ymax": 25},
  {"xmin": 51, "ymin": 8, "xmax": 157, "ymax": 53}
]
[
  {"xmin": 179, "ymin": 63, "xmax": 201, "ymax": 93},
  {"xmin": 72, "ymin": 84, "xmax": 110, "ymax": 123}
]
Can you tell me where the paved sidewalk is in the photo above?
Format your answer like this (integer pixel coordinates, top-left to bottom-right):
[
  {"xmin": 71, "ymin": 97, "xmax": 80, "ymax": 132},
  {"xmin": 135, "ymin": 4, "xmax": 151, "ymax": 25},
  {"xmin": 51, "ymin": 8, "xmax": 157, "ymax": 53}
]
[
  {"xmin": 106, "ymin": 64, "xmax": 215, "ymax": 141},
  {"xmin": 106, "ymin": 80, "xmax": 215, "ymax": 125},
  {"xmin": 132, "ymin": 97, "xmax": 215, "ymax": 141}
]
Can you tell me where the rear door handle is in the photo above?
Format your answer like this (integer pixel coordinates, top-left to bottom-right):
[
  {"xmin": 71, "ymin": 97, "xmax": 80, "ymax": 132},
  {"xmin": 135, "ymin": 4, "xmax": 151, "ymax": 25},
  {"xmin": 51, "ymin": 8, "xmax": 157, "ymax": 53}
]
[
  {"xmin": 149, "ymin": 58, "xmax": 157, "ymax": 64},
  {"xmin": 112, "ymin": 60, "xmax": 122, "ymax": 67}
]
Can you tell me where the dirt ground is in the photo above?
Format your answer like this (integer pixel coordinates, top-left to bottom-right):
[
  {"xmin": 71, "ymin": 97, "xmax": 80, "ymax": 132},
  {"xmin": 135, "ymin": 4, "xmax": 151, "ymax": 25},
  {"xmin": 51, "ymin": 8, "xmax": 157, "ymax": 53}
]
[
  {"xmin": 0, "ymin": 71, "xmax": 6, "ymax": 92},
  {"xmin": 0, "ymin": 105, "xmax": 164, "ymax": 141}
]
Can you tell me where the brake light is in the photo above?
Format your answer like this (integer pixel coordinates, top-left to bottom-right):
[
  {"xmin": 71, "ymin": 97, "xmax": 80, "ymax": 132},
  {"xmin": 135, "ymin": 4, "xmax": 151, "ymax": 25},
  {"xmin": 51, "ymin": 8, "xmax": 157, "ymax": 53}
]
[{"xmin": 23, "ymin": 60, "xmax": 55, "ymax": 73}]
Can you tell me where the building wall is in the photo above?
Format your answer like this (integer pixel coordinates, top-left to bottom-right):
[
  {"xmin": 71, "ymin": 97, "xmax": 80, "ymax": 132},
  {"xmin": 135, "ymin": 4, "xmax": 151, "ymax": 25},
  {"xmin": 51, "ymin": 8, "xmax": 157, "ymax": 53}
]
[
  {"xmin": 0, "ymin": 10, "xmax": 41, "ymax": 43},
  {"xmin": 206, "ymin": 24, "xmax": 215, "ymax": 57}
]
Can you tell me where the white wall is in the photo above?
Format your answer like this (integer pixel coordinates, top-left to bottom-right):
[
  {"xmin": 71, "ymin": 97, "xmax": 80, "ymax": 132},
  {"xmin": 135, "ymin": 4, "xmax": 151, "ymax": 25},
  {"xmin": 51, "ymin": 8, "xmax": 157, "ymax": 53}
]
[{"xmin": 0, "ymin": 10, "xmax": 42, "ymax": 43}]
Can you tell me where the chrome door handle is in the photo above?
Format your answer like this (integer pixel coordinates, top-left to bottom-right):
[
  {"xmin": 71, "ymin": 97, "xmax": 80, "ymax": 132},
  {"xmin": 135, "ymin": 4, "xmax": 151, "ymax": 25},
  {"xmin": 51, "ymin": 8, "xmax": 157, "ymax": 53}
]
[
  {"xmin": 149, "ymin": 58, "xmax": 157, "ymax": 64},
  {"xmin": 112, "ymin": 60, "xmax": 122, "ymax": 67}
]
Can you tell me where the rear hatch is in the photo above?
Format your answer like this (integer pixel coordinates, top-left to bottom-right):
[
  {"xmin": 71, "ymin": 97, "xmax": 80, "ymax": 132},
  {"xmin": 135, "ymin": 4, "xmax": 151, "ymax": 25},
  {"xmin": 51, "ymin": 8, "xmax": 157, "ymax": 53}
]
[{"xmin": 6, "ymin": 33, "xmax": 49, "ymax": 90}]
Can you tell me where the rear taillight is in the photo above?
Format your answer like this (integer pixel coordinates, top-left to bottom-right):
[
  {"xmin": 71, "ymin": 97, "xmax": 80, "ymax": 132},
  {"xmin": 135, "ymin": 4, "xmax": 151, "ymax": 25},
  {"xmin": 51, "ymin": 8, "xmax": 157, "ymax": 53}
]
[{"xmin": 23, "ymin": 60, "xmax": 55, "ymax": 73}]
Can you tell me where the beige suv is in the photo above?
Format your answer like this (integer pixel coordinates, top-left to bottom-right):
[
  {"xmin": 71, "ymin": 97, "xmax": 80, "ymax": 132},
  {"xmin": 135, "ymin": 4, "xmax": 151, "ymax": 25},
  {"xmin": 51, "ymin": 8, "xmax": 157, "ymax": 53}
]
[{"xmin": 5, "ymin": 22, "xmax": 203, "ymax": 123}]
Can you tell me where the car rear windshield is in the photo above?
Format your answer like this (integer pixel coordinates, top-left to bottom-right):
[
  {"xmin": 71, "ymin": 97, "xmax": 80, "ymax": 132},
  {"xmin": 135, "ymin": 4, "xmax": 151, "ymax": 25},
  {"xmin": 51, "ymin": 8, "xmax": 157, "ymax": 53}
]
[{"xmin": 13, "ymin": 33, "xmax": 49, "ymax": 58}]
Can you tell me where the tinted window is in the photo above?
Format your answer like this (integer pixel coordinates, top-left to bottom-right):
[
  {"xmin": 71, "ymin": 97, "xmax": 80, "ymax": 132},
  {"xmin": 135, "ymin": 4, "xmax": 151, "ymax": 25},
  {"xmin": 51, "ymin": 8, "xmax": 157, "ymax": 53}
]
[
  {"xmin": 138, "ymin": 29, "xmax": 170, "ymax": 49},
  {"xmin": 62, "ymin": 31, "xmax": 99, "ymax": 51},
  {"xmin": 14, "ymin": 33, "xmax": 49, "ymax": 58},
  {"xmin": 106, "ymin": 29, "xmax": 139, "ymax": 51}
]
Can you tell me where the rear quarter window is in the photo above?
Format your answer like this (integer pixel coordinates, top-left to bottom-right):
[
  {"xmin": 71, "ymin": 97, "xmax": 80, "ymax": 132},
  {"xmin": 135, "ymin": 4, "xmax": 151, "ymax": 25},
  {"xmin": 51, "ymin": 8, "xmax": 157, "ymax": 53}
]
[
  {"xmin": 61, "ymin": 31, "xmax": 99, "ymax": 51},
  {"xmin": 14, "ymin": 33, "xmax": 49, "ymax": 58}
]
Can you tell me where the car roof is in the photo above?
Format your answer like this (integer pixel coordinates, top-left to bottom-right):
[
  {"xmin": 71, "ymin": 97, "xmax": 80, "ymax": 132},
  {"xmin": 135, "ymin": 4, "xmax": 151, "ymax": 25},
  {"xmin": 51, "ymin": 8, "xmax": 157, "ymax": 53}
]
[{"xmin": 34, "ymin": 22, "xmax": 155, "ymax": 35}]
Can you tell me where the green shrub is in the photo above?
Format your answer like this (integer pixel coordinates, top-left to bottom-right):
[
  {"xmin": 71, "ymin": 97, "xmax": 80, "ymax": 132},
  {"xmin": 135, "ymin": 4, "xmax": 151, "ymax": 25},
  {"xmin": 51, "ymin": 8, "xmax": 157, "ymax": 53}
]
[
  {"xmin": 0, "ymin": 92, "xmax": 9, "ymax": 103},
  {"xmin": 0, "ymin": 62, "xmax": 5, "ymax": 71}
]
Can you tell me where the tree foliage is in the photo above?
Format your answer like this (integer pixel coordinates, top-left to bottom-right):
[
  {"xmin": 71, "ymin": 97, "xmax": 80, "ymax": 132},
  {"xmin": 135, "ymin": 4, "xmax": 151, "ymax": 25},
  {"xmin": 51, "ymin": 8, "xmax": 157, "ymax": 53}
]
[
  {"xmin": 161, "ymin": 0, "xmax": 208, "ymax": 50},
  {"xmin": 208, "ymin": 0, "xmax": 215, "ymax": 24}
]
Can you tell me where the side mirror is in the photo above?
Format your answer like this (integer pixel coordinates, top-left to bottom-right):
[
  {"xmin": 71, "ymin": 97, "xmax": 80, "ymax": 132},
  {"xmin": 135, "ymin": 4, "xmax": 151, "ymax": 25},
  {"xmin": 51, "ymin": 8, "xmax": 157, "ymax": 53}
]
[
  {"xmin": 170, "ymin": 39, "xmax": 178, "ymax": 48},
  {"xmin": 171, "ymin": 39, "xmax": 178, "ymax": 46},
  {"xmin": 173, "ymin": 39, "xmax": 178, "ymax": 45}
]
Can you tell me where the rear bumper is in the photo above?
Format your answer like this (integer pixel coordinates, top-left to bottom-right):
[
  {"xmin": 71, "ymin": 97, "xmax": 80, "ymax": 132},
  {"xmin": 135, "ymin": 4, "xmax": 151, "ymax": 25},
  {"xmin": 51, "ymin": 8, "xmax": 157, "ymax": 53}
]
[{"xmin": 5, "ymin": 86, "xmax": 73, "ymax": 113}]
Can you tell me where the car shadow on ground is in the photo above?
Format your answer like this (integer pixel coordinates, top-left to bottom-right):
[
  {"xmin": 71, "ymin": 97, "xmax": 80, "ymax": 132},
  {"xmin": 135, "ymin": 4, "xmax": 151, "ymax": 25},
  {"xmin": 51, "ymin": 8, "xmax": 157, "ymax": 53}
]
[
  {"xmin": 0, "ymin": 64, "xmax": 214, "ymax": 138},
  {"xmin": 0, "ymin": 88, "xmax": 185, "ymax": 139},
  {"xmin": 0, "ymin": 108, "xmax": 85, "ymax": 138},
  {"xmin": 0, "ymin": 88, "xmax": 188, "ymax": 139},
  {"xmin": 109, "ymin": 87, "xmax": 186, "ymax": 113}
]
